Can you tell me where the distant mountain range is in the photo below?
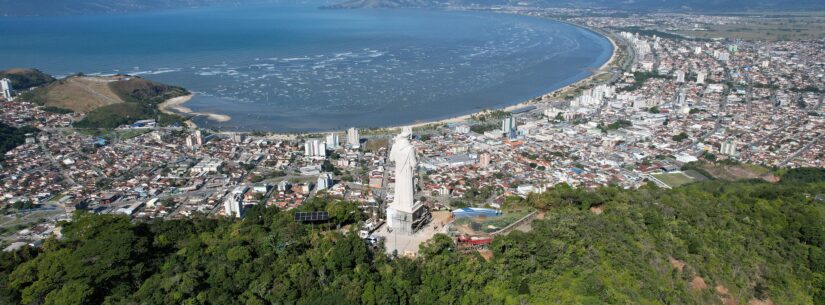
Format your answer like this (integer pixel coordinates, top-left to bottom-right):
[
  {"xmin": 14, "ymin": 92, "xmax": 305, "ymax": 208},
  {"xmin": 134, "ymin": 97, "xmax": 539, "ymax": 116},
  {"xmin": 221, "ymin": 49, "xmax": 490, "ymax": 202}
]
[
  {"xmin": 0, "ymin": 0, "xmax": 234, "ymax": 16},
  {"xmin": 0, "ymin": 0, "xmax": 327, "ymax": 16},
  {"xmin": 328, "ymin": 0, "xmax": 825, "ymax": 10},
  {"xmin": 1, "ymin": 0, "xmax": 823, "ymax": 15}
]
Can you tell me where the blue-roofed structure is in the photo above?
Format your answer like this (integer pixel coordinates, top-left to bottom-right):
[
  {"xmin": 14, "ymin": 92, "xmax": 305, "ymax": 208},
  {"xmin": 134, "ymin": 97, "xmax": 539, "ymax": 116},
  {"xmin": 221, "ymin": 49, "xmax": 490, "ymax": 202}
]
[
  {"xmin": 451, "ymin": 208, "xmax": 502, "ymax": 218},
  {"xmin": 569, "ymin": 167, "xmax": 584, "ymax": 174}
]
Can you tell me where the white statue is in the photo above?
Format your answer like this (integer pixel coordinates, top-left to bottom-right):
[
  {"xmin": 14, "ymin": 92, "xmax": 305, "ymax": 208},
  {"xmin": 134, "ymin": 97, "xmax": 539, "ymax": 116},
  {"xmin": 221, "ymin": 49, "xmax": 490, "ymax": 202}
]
[{"xmin": 389, "ymin": 127, "xmax": 417, "ymax": 213}]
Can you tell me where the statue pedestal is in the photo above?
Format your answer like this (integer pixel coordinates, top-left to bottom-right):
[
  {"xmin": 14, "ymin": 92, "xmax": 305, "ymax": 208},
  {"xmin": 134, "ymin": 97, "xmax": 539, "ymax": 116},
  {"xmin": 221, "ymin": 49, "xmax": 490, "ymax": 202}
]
[{"xmin": 386, "ymin": 201, "xmax": 430, "ymax": 235}]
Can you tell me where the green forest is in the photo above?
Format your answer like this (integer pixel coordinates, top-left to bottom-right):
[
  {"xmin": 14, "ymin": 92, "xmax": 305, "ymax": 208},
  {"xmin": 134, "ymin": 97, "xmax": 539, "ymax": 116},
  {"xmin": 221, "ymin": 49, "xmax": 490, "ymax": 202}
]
[
  {"xmin": 2, "ymin": 169, "xmax": 824, "ymax": 305},
  {"xmin": 0, "ymin": 122, "xmax": 38, "ymax": 162},
  {"xmin": 0, "ymin": 68, "xmax": 55, "ymax": 90}
]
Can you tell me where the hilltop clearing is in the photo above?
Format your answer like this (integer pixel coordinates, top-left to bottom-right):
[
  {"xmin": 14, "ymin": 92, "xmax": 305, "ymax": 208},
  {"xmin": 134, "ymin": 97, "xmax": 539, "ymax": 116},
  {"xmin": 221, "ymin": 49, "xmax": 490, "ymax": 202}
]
[{"xmin": 22, "ymin": 76, "xmax": 126, "ymax": 112}]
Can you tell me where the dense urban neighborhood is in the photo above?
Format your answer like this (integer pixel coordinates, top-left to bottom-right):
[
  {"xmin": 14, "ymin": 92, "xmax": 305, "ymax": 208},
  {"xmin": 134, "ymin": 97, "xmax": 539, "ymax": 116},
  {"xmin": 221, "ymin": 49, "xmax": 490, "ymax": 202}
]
[{"xmin": 0, "ymin": 6, "xmax": 824, "ymax": 305}]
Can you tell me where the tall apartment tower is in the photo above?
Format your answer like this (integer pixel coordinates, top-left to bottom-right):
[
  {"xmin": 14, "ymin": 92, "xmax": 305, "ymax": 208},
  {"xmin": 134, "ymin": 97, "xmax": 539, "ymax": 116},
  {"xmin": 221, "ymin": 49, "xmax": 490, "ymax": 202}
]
[
  {"xmin": 185, "ymin": 136, "xmax": 195, "ymax": 149},
  {"xmin": 675, "ymin": 70, "xmax": 686, "ymax": 83},
  {"xmin": 0, "ymin": 78, "xmax": 12, "ymax": 101},
  {"xmin": 304, "ymin": 139, "xmax": 327, "ymax": 157},
  {"xmin": 696, "ymin": 71, "xmax": 706, "ymax": 84},
  {"xmin": 720, "ymin": 140, "xmax": 737, "ymax": 156},
  {"xmin": 501, "ymin": 117, "xmax": 517, "ymax": 139},
  {"xmin": 194, "ymin": 130, "xmax": 204, "ymax": 146},
  {"xmin": 676, "ymin": 89, "xmax": 687, "ymax": 106},
  {"xmin": 326, "ymin": 132, "xmax": 339, "ymax": 148},
  {"xmin": 224, "ymin": 186, "xmax": 247, "ymax": 218},
  {"xmin": 502, "ymin": 117, "xmax": 516, "ymax": 133},
  {"xmin": 479, "ymin": 153, "xmax": 492, "ymax": 168},
  {"xmin": 347, "ymin": 127, "xmax": 360, "ymax": 149},
  {"xmin": 316, "ymin": 172, "xmax": 333, "ymax": 191}
]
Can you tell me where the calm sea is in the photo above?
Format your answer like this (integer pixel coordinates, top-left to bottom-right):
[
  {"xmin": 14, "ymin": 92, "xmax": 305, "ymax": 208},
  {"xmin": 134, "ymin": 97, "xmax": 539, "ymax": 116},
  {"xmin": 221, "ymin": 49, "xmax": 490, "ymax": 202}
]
[{"xmin": 0, "ymin": 4, "xmax": 612, "ymax": 132}]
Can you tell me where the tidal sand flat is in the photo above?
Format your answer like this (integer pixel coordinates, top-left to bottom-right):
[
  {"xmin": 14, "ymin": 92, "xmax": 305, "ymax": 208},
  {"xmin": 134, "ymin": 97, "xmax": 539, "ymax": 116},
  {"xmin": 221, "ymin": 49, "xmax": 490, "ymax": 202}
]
[
  {"xmin": 0, "ymin": 4, "xmax": 612, "ymax": 132},
  {"xmin": 159, "ymin": 94, "xmax": 231, "ymax": 123}
]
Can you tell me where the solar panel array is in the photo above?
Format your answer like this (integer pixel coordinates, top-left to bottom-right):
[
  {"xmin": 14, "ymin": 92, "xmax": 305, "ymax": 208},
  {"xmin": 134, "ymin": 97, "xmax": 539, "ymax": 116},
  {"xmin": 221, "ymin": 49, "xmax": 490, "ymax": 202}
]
[{"xmin": 294, "ymin": 211, "xmax": 329, "ymax": 222}]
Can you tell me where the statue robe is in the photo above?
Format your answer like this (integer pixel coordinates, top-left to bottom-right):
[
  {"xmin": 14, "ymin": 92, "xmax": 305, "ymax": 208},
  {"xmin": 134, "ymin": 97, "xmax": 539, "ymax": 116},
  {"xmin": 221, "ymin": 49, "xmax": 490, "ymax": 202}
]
[{"xmin": 390, "ymin": 137, "xmax": 417, "ymax": 213}]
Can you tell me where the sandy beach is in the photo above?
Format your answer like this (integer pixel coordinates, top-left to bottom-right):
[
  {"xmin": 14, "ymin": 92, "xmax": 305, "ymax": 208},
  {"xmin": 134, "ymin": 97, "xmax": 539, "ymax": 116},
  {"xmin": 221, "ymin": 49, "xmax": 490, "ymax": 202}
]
[{"xmin": 158, "ymin": 94, "xmax": 232, "ymax": 124}]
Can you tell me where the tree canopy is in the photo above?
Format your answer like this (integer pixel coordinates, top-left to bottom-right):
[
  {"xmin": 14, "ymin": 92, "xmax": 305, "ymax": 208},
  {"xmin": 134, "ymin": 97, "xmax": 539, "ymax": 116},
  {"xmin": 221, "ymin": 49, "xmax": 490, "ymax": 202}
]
[{"xmin": 1, "ymin": 169, "xmax": 824, "ymax": 304}]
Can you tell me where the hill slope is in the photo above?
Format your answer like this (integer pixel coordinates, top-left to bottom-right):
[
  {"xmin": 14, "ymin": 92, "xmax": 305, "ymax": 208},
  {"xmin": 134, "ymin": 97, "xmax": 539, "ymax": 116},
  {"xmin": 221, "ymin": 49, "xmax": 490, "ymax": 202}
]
[
  {"xmin": 1, "ymin": 169, "xmax": 824, "ymax": 304},
  {"xmin": 23, "ymin": 76, "xmax": 126, "ymax": 112},
  {"xmin": 16, "ymin": 72, "xmax": 189, "ymax": 129},
  {"xmin": 0, "ymin": 68, "xmax": 56, "ymax": 91},
  {"xmin": 73, "ymin": 76, "xmax": 189, "ymax": 129}
]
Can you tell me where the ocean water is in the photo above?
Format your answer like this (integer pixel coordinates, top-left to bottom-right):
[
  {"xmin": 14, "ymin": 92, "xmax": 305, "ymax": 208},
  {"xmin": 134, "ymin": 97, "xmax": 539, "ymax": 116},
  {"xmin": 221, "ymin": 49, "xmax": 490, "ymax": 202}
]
[{"xmin": 0, "ymin": 4, "xmax": 612, "ymax": 132}]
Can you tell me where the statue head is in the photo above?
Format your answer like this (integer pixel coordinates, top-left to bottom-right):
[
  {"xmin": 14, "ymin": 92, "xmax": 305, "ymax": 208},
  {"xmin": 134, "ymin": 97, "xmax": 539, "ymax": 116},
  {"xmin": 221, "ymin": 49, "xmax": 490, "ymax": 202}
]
[{"xmin": 398, "ymin": 126, "xmax": 412, "ymax": 139}]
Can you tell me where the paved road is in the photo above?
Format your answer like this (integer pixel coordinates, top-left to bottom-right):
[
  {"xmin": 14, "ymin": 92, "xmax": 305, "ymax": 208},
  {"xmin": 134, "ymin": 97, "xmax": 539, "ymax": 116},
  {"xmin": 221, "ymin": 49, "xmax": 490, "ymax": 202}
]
[
  {"xmin": 38, "ymin": 132, "xmax": 77, "ymax": 186},
  {"xmin": 779, "ymin": 131, "xmax": 824, "ymax": 167}
]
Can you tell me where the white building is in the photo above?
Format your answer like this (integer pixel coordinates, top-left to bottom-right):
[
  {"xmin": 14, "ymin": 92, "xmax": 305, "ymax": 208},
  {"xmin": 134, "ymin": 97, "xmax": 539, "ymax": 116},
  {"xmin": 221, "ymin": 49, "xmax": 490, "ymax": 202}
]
[
  {"xmin": 347, "ymin": 127, "xmax": 360, "ymax": 149},
  {"xmin": 479, "ymin": 153, "xmax": 491, "ymax": 168},
  {"xmin": 326, "ymin": 132, "xmax": 339, "ymax": 148},
  {"xmin": 190, "ymin": 158, "xmax": 224, "ymax": 174},
  {"xmin": 675, "ymin": 154, "xmax": 699, "ymax": 163},
  {"xmin": 676, "ymin": 90, "xmax": 686, "ymax": 106},
  {"xmin": 277, "ymin": 181, "xmax": 291, "ymax": 192},
  {"xmin": 0, "ymin": 78, "xmax": 12, "ymax": 101},
  {"xmin": 714, "ymin": 50, "xmax": 730, "ymax": 61},
  {"xmin": 675, "ymin": 70, "xmax": 686, "ymax": 83},
  {"xmin": 696, "ymin": 71, "xmax": 706, "ymax": 84},
  {"xmin": 304, "ymin": 139, "xmax": 327, "ymax": 157},
  {"xmin": 544, "ymin": 107, "xmax": 564, "ymax": 119},
  {"xmin": 185, "ymin": 136, "xmax": 195, "ymax": 149},
  {"xmin": 502, "ymin": 117, "xmax": 516, "ymax": 134},
  {"xmin": 720, "ymin": 140, "xmax": 738, "ymax": 156},
  {"xmin": 316, "ymin": 172, "xmax": 333, "ymax": 191},
  {"xmin": 224, "ymin": 186, "xmax": 248, "ymax": 218},
  {"xmin": 194, "ymin": 130, "xmax": 204, "ymax": 146}
]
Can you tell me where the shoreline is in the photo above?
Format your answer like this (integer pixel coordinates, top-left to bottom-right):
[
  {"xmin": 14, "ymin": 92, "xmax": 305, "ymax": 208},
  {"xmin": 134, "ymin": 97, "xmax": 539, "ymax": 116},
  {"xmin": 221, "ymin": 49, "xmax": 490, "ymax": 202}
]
[
  {"xmin": 382, "ymin": 21, "xmax": 619, "ymax": 132},
  {"xmin": 158, "ymin": 94, "xmax": 232, "ymax": 127},
  {"xmin": 165, "ymin": 19, "xmax": 618, "ymax": 136}
]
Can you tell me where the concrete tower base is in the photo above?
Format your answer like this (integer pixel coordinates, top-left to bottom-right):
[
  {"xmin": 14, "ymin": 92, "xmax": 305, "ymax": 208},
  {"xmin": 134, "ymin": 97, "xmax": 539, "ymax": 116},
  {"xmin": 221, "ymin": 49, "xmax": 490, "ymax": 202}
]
[{"xmin": 386, "ymin": 203, "xmax": 430, "ymax": 235}]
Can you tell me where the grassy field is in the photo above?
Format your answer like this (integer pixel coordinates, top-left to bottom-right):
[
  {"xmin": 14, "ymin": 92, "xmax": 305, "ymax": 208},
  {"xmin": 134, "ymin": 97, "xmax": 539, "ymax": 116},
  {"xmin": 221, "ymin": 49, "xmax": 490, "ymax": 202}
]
[
  {"xmin": 453, "ymin": 209, "xmax": 532, "ymax": 234},
  {"xmin": 651, "ymin": 172, "xmax": 696, "ymax": 188},
  {"xmin": 677, "ymin": 13, "xmax": 825, "ymax": 41},
  {"xmin": 26, "ymin": 76, "xmax": 125, "ymax": 112},
  {"xmin": 700, "ymin": 162, "xmax": 778, "ymax": 181}
]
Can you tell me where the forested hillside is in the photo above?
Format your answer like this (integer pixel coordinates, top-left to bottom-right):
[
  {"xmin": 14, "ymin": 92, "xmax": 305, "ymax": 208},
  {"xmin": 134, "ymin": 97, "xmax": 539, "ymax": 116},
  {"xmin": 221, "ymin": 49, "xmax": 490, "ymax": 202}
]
[
  {"xmin": 0, "ymin": 68, "xmax": 55, "ymax": 90},
  {"xmin": 0, "ymin": 123, "xmax": 39, "ymax": 162},
  {"xmin": 1, "ymin": 169, "xmax": 824, "ymax": 305}
]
